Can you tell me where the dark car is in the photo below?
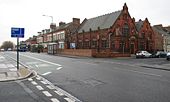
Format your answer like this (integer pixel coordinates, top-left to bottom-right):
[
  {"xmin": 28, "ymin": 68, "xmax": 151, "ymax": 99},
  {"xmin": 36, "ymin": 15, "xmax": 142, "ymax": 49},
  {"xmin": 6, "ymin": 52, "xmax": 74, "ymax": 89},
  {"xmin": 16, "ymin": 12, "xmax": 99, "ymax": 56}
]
[
  {"xmin": 152, "ymin": 51, "xmax": 167, "ymax": 58},
  {"xmin": 167, "ymin": 52, "xmax": 170, "ymax": 61}
]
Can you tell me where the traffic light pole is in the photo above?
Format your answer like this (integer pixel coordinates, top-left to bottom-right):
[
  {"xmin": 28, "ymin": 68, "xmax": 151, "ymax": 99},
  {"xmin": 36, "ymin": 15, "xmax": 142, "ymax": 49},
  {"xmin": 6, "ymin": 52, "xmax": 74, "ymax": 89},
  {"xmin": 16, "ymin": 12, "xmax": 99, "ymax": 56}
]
[{"xmin": 17, "ymin": 37, "xmax": 19, "ymax": 70}]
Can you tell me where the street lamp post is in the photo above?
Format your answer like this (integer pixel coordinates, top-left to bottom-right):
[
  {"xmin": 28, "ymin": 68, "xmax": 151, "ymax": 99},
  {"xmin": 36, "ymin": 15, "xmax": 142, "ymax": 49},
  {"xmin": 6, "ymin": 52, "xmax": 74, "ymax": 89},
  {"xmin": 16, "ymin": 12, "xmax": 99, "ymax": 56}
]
[
  {"xmin": 43, "ymin": 15, "xmax": 54, "ymax": 42},
  {"xmin": 43, "ymin": 15, "xmax": 53, "ymax": 24}
]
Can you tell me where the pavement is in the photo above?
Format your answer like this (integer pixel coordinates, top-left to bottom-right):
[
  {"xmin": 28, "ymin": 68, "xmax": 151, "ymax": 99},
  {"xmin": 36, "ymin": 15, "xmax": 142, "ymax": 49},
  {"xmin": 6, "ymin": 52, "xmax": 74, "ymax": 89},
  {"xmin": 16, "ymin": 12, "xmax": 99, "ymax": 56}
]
[{"xmin": 0, "ymin": 55, "xmax": 35, "ymax": 82}]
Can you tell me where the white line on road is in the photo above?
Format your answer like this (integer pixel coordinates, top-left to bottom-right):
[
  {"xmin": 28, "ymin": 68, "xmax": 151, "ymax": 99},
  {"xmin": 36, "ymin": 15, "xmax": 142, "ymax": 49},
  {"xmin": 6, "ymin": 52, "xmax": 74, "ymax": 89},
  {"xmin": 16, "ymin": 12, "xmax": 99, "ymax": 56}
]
[
  {"xmin": 31, "ymin": 81, "xmax": 38, "ymax": 85},
  {"xmin": 46, "ymin": 85, "xmax": 55, "ymax": 90},
  {"xmin": 36, "ymin": 85, "xmax": 44, "ymax": 90},
  {"xmin": 51, "ymin": 98, "xmax": 60, "ymax": 102},
  {"xmin": 40, "ymin": 81, "xmax": 48, "ymax": 85},
  {"xmin": 64, "ymin": 97, "xmax": 75, "ymax": 102},
  {"xmin": 35, "ymin": 65, "xmax": 39, "ymax": 68},
  {"xmin": 131, "ymin": 70, "xmax": 162, "ymax": 77},
  {"xmin": 36, "ymin": 76, "xmax": 41, "ymax": 80},
  {"xmin": 42, "ymin": 72, "xmax": 52, "ymax": 76},
  {"xmin": 54, "ymin": 90, "xmax": 64, "ymax": 96},
  {"xmin": 42, "ymin": 91, "xmax": 52, "ymax": 97},
  {"xmin": 19, "ymin": 54, "xmax": 62, "ymax": 66},
  {"xmin": 28, "ymin": 78, "xmax": 33, "ymax": 81},
  {"xmin": 56, "ymin": 67, "xmax": 62, "ymax": 70}
]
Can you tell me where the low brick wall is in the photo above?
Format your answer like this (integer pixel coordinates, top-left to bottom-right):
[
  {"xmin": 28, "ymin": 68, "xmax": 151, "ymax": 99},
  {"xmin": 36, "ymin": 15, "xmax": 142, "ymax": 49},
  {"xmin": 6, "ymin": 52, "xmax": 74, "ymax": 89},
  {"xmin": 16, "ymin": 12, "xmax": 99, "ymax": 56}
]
[
  {"xmin": 57, "ymin": 49, "xmax": 93, "ymax": 57},
  {"xmin": 56, "ymin": 49, "xmax": 131, "ymax": 58},
  {"xmin": 92, "ymin": 52, "xmax": 130, "ymax": 58},
  {"xmin": 43, "ymin": 48, "xmax": 47, "ymax": 52}
]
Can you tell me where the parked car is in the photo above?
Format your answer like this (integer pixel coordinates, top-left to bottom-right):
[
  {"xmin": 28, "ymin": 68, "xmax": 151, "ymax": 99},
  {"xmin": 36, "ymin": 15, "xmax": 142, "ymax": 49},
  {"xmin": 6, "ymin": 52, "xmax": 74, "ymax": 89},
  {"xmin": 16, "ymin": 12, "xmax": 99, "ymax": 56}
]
[
  {"xmin": 0, "ymin": 49, "xmax": 4, "ymax": 51},
  {"xmin": 167, "ymin": 52, "xmax": 170, "ymax": 61},
  {"xmin": 152, "ymin": 51, "xmax": 167, "ymax": 58},
  {"xmin": 136, "ymin": 51, "xmax": 152, "ymax": 58}
]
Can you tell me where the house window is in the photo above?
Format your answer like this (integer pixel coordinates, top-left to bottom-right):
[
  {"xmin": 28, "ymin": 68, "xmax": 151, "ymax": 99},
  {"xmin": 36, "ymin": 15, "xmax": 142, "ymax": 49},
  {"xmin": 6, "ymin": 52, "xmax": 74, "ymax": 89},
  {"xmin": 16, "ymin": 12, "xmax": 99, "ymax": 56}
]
[
  {"xmin": 112, "ymin": 42, "xmax": 115, "ymax": 50},
  {"xmin": 119, "ymin": 42, "xmax": 126, "ymax": 51},
  {"xmin": 77, "ymin": 42, "xmax": 83, "ymax": 49},
  {"xmin": 84, "ymin": 41, "xmax": 89, "ymax": 49},
  {"xmin": 53, "ymin": 34, "xmax": 57, "ymax": 41},
  {"xmin": 139, "ymin": 43, "xmax": 145, "ymax": 50},
  {"xmin": 122, "ymin": 23, "xmax": 129, "ymax": 36},
  {"xmin": 59, "ymin": 42, "xmax": 64, "ymax": 49},
  {"xmin": 91, "ymin": 41, "xmax": 97, "ymax": 48},
  {"xmin": 101, "ymin": 40, "xmax": 109, "ymax": 48}
]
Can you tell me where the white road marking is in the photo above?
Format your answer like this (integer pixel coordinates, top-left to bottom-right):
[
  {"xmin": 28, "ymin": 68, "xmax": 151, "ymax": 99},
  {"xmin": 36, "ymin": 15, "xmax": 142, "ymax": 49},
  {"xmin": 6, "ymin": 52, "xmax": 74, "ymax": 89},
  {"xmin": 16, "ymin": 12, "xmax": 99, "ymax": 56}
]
[
  {"xmin": 0, "ymin": 64, "xmax": 7, "ymax": 68},
  {"xmin": 113, "ymin": 67, "xmax": 162, "ymax": 77},
  {"xmin": 20, "ymin": 54, "xmax": 62, "ymax": 66},
  {"xmin": 15, "ymin": 64, "xmax": 21, "ymax": 67},
  {"xmin": 36, "ymin": 85, "xmax": 44, "ymax": 90},
  {"xmin": 36, "ymin": 77, "xmax": 41, "ymax": 80},
  {"xmin": 131, "ymin": 70, "xmax": 162, "ymax": 77},
  {"xmin": 31, "ymin": 81, "xmax": 38, "ymax": 85},
  {"xmin": 0, "ymin": 56, "xmax": 5, "ymax": 59},
  {"xmin": 35, "ymin": 65, "xmax": 39, "ymax": 68},
  {"xmin": 64, "ymin": 97, "xmax": 75, "ymax": 102},
  {"xmin": 51, "ymin": 98, "xmax": 60, "ymax": 102},
  {"xmin": 6, "ymin": 64, "xmax": 15, "ymax": 67},
  {"xmin": 57, "ymin": 67, "xmax": 62, "ymax": 70},
  {"xmin": 42, "ymin": 72, "xmax": 52, "ymax": 76},
  {"xmin": 41, "ymin": 81, "xmax": 48, "ymax": 85},
  {"xmin": 46, "ymin": 85, "xmax": 55, "ymax": 90},
  {"xmin": 54, "ymin": 90, "xmax": 64, "ymax": 96},
  {"xmin": 9, "ymin": 68, "xmax": 17, "ymax": 71},
  {"xmin": 42, "ymin": 91, "xmax": 52, "ymax": 97},
  {"xmin": 28, "ymin": 78, "xmax": 33, "ymax": 81}
]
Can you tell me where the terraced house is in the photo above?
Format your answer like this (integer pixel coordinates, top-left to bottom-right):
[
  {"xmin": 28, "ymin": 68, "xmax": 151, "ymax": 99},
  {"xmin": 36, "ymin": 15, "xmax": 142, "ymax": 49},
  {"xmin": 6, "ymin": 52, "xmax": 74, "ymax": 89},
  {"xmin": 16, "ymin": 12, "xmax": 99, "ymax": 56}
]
[
  {"xmin": 36, "ymin": 18, "xmax": 80, "ymax": 54},
  {"xmin": 153, "ymin": 25, "xmax": 170, "ymax": 52}
]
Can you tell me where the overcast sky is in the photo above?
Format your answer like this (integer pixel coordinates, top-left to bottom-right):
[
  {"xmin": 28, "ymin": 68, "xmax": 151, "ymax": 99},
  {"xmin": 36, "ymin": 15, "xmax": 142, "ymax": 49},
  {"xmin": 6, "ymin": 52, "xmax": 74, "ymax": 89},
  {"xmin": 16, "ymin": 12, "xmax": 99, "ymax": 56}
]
[{"xmin": 0, "ymin": 0, "xmax": 170, "ymax": 45}]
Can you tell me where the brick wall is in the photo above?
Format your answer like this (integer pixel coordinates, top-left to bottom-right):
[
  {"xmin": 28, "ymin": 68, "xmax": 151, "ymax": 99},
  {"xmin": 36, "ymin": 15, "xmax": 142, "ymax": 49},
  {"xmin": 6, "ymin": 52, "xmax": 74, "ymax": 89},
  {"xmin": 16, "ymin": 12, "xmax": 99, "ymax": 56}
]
[
  {"xmin": 57, "ymin": 49, "xmax": 93, "ymax": 57},
  {"xmin": 56, "ymin": 49, "xmax": 130, "ymax": 57}
]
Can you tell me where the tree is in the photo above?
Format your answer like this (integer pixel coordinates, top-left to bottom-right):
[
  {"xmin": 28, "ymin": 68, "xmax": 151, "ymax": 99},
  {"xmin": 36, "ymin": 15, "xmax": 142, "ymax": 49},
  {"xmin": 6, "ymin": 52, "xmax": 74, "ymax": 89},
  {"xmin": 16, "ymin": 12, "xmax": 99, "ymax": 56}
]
[{"xmin": 1, "ymin": 41, "xmax": 15, "ymax": 51}]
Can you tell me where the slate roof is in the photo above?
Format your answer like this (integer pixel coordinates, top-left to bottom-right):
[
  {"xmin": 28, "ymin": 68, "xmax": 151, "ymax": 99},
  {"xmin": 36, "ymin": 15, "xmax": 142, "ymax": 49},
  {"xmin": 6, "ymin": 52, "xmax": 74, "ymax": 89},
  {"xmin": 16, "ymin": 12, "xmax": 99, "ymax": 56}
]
[
  {"xmin": 152, "ymin": 25, "xmax": 168, "ymax": 36},
  {"xmin": 55, "ymin": 23, "xmax": 71, "ymax": 31},
  {"xmin": 78, "ymin": 10, "xmax": 122, "ymax": 33},
  {"xmin": 135, "ymin": 20, "xmax": 144, "ymax": 32},
  {"xmin": 164, "ymin": 26, "xmax": 170, "ymax": 32}
]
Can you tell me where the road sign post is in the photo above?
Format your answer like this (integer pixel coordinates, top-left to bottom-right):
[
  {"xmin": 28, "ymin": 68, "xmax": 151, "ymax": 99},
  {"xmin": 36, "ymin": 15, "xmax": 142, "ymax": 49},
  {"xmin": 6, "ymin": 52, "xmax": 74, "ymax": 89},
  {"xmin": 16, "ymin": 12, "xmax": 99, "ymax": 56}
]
[
  {"xmin": 17, "ymin": 37, "xmax": 19, "ymax": 70},
  {"xmin": 11, "ymin": 27, "xmax": 25, "ymax": 70}
]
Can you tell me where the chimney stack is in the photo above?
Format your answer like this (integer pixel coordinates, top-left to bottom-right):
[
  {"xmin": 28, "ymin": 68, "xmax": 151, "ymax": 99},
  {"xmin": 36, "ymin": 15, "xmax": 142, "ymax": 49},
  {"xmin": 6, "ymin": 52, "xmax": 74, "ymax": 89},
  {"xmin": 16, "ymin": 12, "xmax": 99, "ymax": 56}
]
[
  {"xmin": 59, "ymin": 22, "xmax": 66, "ymax": 26},
  {"xmin": 73, "ymin": 18, "xmax": 80, "ymax": 25},
  {"xmin": 153, "ymin": 24, "xmax": 163, "ymax": 27},
  {"xmin": 50, "ymin": 23, "xmax": 56, "ymax": 29}
]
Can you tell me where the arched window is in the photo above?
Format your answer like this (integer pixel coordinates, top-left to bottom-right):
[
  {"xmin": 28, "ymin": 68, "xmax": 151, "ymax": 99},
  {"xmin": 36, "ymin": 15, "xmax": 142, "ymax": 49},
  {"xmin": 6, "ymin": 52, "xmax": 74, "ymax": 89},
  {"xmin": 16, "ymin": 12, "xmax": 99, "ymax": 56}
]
[
  {"xmin": 141, "ymin": 32, "xmax": 145, "ymax": 39},
  {"xmin": 122, "ymin": 23, "xmax": 129, "ymax": 36}
]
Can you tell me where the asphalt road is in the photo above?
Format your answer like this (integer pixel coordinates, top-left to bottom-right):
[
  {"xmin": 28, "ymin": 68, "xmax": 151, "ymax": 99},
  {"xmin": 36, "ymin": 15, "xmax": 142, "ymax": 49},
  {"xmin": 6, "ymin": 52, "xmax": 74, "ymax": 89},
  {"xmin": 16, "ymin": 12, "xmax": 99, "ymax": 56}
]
[{"xmin": 2, "ymin": 51, "xmax": 170, "ymax": 102}]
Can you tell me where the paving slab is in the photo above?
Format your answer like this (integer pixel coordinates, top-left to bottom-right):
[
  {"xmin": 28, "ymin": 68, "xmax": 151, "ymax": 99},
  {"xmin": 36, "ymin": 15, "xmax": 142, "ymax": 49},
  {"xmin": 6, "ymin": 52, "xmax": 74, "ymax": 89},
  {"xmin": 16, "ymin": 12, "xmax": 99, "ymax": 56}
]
[
  {"xmin": 7, "ymin": 72, "xmax": 19, "ymax": 77},
  {"xmin": 0, "ymin": 55, "xmax": 35, "ymax": 82}
]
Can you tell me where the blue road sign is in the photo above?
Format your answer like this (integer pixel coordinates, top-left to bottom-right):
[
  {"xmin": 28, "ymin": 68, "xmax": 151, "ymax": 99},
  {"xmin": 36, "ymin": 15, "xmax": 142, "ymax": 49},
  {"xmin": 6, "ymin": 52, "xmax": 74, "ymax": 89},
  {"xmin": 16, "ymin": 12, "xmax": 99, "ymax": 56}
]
[{"xmin": 11, "ymin": 27, "xmax": 24, "ymax": 38}]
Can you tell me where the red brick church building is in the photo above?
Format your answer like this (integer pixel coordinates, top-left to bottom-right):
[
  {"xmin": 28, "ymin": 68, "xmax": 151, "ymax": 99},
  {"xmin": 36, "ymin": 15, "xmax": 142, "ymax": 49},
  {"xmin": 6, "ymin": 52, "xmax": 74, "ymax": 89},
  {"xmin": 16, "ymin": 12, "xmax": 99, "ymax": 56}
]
[
  {"xmin": 69, "ymin": 3, "xmax": 145, "ymax": 57},
  {"xmin": 135, "ymin": 18, "xmax": 155, "ymax": 53}
]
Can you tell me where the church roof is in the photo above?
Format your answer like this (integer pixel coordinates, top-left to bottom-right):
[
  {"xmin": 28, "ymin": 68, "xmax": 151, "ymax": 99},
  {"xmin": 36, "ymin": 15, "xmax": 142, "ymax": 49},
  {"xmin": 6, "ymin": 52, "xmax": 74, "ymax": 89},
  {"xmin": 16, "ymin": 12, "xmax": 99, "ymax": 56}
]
[
  {"xmin": 135, "ymin": 20, "xmax": 144, "ymax": 32},
  {"xmin": 78, "ymin": 10, "xmax": 122, "ymax": 33}
]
